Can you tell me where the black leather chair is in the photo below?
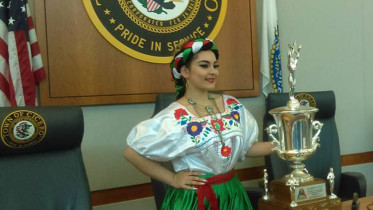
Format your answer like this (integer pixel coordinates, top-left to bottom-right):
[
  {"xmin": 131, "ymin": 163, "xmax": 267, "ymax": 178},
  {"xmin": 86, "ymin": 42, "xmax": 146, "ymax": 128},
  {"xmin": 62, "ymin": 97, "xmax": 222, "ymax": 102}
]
[
  {"xmin": 0, "ymin": 106, "xmax": 92, "ymax": 210},
  {"xmin": 263, "ymin": 91, "xmax": 366, "ymax": 201},
  {"xmin": 150, "ymin": 93, "xmax": 178, "ymax": 210}
]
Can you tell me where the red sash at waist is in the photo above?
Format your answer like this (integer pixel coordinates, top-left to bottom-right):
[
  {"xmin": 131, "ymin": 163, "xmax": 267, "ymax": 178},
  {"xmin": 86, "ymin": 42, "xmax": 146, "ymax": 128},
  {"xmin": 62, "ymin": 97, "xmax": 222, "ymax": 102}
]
[{"xmin": 195, "ymin": 170, "xmax": 235, "ymax": 210}]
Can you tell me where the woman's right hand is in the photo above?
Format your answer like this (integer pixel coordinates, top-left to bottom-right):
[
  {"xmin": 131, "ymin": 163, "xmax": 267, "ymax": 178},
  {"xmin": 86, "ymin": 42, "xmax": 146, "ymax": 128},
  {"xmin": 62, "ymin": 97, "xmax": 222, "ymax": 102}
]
[
  {"xmin": 171, "ymin": 171, "xmax": 207, "ymax": 190},
  {"xmin": 124, "ymin": 147, "xmax": 207, "ymax": 190}
]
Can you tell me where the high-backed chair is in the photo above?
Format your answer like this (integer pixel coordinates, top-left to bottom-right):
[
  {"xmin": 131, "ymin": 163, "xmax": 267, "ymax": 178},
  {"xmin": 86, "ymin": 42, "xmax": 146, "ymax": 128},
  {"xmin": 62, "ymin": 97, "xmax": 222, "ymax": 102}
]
[
  {"xmin": 0, "ymin": 106, "xmax": 92, "ymax": 210},
  {"xmin": 150, "ymin": 93, "xmax": 180, "ymax": 210},
  {"xmin": 263, "ymin": 91, "xmax": 366, "ymax": 201}
]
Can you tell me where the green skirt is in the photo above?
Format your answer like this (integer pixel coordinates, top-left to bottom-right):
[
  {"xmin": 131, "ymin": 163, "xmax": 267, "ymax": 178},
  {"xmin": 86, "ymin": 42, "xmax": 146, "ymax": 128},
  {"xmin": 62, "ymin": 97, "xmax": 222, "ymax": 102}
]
[{"xmin": 161, "ymin": 174, "xmax": 253, "ymax": 210}]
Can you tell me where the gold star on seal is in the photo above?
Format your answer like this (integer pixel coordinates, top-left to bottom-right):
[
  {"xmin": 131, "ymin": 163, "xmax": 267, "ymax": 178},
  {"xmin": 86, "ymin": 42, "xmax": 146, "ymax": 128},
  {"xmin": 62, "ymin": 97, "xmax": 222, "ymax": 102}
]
[
  {"xmin": 204, "ymin": 23, "xmax": 209, "ymax": 28},
  {"xmin": 104, "ymin": 9, "xmax": 110, "ymax": 15},
  {"xmin": 207, "ymin": 15, "xmax": 213, "ymax": 21},
  {"xmin": 109, "ymin": 18, "xmax": 116, "ymax": 24}
]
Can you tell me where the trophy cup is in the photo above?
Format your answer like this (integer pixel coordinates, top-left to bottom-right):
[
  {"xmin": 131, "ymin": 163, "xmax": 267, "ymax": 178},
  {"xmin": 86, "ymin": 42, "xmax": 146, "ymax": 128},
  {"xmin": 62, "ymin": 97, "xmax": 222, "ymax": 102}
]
[{"xmin": 258, "ymin": 42, "xmax": 342, "ymax": 209}]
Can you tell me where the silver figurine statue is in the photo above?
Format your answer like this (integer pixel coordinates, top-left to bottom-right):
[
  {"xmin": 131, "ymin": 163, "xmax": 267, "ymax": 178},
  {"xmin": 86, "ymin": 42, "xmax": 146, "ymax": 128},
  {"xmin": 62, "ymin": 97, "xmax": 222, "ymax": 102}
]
[
  {"xmin": 287, "ymin": 41, "xmax": 302, "ymax": 107},
  {"xmin": 327, "ymin": 168, "xmax": 337, "ymax": 199},
  {"xmin": 286, "ymin": 174, "xmax": 299, "ymax": 207},
  {"xmin": 263, "ymin": 169, "xmax": 269, "ymax": 200}
]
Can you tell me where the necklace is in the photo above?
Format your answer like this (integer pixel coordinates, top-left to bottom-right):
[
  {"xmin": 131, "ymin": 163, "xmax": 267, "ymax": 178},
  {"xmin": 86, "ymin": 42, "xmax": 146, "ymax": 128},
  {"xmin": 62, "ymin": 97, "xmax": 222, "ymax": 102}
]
[{"xmin": 187, "ymin": 93, "xmax": 226, "ymax": 148}]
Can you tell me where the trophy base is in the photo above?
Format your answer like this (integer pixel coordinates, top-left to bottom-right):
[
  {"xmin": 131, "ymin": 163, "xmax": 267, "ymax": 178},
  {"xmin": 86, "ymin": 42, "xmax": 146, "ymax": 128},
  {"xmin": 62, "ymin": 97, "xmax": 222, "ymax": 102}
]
[
  {"xmin": 258, "ymin": 178, "xmax": 341, "ymax": 210},
  {"xmin": 259, "ymin": 197, "xmax": 341, "ymax": 210},
  {"xmin": 284, "ymin": 171, "xmax": 314, "ymax": 183}
]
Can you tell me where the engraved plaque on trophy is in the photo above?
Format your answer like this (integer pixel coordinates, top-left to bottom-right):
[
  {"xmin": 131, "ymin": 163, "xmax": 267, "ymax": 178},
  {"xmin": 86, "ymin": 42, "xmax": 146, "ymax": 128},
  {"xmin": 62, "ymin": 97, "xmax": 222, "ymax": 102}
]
[{"xmin": 258, "ymin": 42, "xmax": 342, "ymax": 210}]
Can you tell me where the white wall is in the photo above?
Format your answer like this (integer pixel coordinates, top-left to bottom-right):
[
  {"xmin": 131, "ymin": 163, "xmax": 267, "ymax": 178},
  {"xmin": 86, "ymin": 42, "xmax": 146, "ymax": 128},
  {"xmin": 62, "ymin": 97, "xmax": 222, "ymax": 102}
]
[
  {"xmin": 272, "ymin": 0, "xmax": 373, "ymax": 195},
  {"xmin": 275, "ymin": 0, "xmax": 373, "ymax": 155}
]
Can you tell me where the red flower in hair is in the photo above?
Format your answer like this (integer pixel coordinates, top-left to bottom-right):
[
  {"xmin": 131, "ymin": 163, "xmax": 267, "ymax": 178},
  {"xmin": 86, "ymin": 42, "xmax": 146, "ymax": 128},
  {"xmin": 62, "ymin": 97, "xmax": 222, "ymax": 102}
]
[
  {"xmin": 227, "ymin": 98, "xmax": 239, "ymax": 105},
  {"xmin": 174, "ymin": 108, "xmax": 188, "ymax": 120},
  {"xmin": 221, "ymin": 146, "xmax": 232, "ymax": 157},
  {"xmin": 182, "ymin": 40, "xmax": 194, "ymax": 49},
  {"xmin": 174, "ymin": 57, "xmax": 182, "ymax": 69}
]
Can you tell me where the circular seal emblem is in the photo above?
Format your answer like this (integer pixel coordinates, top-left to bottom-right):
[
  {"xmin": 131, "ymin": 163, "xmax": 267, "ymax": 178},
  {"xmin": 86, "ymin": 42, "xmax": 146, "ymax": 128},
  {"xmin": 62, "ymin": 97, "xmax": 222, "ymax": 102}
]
[
  {"xmin": 1, "ymin": 110, "xmax": 47, "ymax": 149},
  {"xmin": 83, "ymin": 0, "xmax": 227, "ymax": 63},
  {"xmin": 295, "ymin": 93, "xmax": 316, "ymax": 107}
]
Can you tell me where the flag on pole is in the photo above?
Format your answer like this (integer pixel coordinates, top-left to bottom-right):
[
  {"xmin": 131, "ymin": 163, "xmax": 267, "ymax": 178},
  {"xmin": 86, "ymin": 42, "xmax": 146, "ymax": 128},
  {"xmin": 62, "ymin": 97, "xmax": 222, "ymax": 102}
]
[
  {"xmin": 0, "ymin": 0, "xmax": 46, "ymax": 107},
  {"xmin": 260, "ymin": 0, "xmax": 282, "ymax": 96}
]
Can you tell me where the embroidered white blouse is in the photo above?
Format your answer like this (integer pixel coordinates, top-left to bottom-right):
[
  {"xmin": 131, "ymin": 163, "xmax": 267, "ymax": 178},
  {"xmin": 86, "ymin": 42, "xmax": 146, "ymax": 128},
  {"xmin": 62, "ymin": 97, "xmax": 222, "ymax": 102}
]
[{"xmin": 127, "ymin": 94, "xmax": 258, "ymax": 175}]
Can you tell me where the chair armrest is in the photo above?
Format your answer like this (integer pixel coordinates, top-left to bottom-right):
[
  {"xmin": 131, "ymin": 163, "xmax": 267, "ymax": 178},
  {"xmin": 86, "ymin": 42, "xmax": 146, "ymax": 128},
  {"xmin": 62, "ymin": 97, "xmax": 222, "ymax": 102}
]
[
  {"xmin": 151, "ymin": 178, "xmax": 169, "ymax": 210},
  {"xmin": 152, "ymin": 161, "xmax": 174, "ymax": 210},
  {"xmin": 340, "ymin": 172, "xmax": 366, "ymax": 200}
]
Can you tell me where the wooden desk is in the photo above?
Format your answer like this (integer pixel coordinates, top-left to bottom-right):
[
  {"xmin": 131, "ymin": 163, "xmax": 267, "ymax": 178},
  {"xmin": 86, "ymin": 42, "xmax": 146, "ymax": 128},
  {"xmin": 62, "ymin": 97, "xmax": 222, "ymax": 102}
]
[{"xmin": 342, "ymin": 196, "xmax": 373, "ymax": 210}]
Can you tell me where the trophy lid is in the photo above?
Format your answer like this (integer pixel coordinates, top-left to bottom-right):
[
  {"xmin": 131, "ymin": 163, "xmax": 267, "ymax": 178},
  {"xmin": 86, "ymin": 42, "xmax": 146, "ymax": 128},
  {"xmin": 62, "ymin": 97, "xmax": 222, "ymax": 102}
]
[{"xmin": 268, "ymin": 102, "xmax": 319, "ymax": 114}]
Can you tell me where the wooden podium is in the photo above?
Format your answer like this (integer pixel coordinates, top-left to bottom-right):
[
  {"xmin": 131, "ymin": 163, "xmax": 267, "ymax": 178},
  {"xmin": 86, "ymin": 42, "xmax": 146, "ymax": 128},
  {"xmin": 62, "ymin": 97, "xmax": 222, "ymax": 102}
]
[{"xmin": 259, "ymin": 178, "xmax": 342, "ymax": 210}]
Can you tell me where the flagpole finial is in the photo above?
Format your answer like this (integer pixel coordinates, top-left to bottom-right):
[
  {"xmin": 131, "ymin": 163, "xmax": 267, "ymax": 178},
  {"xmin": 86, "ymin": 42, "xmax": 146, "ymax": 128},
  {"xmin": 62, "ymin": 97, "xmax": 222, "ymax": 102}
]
[{"xmin": 287, "ymin": 41, "xmax": 302, "ymax": 108}]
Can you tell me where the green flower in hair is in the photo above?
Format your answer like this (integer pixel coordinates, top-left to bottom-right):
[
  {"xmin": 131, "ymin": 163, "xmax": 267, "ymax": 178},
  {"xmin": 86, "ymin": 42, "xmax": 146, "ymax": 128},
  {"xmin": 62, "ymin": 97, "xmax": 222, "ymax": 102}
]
[{"xmin": 176, "ymin": 84, "xmax": 184, "ymax": 97}]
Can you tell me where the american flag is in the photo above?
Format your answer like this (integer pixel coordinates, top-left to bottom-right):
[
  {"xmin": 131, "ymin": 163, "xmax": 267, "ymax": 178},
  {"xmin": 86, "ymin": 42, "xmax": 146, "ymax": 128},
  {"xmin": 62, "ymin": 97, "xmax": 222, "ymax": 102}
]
[{"xmin": 0, "ymin": 0, "xmax": 45, "ymax": 106}]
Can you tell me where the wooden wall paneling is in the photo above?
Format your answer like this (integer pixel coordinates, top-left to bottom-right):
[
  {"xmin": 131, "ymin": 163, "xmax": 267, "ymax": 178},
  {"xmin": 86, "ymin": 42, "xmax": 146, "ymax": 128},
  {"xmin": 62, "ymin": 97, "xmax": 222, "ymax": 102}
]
[
  {"xmin": 341, "ymin": 151, "xmax": 373, "ymax": 166},
  {"xmin": 35, "ymin": 0, "xmax": 259, "ymax": 106},
  {"xmin": 215, "ymin": 0, "xmax": 259, "ymax": 98}
]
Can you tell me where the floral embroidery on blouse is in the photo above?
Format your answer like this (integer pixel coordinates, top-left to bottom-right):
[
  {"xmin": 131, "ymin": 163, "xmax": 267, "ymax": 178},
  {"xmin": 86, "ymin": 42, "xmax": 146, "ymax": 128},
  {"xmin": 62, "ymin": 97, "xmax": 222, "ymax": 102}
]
[
  {"xmin": 173, "ymin": 97, "xmax": 244, "ymax": 147},
  {"xmin": 226, "ymin": 98, "xmax": 239, "ymax": 107},
  {"xmin": 211, "ymin": 119, "xmax": 225, "ymax": 133},
  {"xmin": 221, "ymin": 145, "xmax": 232, "ymax": 157},
  {"xmin": 186, "ymin": 122, "xmax": 203, "ymax": 136},
  {"xmin": 230, "ymin": 111, "xmax": 240, "ymax": 122},
  {"xmin": 174, "ymin": 108, "xmax": 188, "ymax": 122}
]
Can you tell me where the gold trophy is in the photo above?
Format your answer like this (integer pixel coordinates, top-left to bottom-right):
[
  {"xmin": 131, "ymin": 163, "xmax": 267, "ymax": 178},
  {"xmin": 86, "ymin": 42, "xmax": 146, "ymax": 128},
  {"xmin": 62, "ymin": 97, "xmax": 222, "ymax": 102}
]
[{"xmin": 259, "ymin": 42, "xmax": 341, "ymax": 209}]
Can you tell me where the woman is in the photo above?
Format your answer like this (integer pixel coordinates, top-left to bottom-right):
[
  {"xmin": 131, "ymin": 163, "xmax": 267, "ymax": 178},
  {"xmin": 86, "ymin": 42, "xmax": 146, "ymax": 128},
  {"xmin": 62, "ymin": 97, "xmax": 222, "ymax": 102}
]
[{"xmin": 124, "ymin": 37, "xmax": 275, "ymax": 210}]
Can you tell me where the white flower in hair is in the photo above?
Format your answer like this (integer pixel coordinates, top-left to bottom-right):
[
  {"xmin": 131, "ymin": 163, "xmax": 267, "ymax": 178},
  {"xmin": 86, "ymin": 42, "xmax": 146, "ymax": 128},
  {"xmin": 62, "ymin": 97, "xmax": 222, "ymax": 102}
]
[
  {"xmin": 173, "ymin": 68, "xmax": 181, "ymax": 79},
  {"xmin": 192, "ymin": 42, "xmax": 203, "ymax": 53},
  {"xmin": 172, "ymin": 52, "xmax": 183, "ymax": 79},
  {"xmin": 176, "ymin": 52, "xmax": 183, "ymax": 58}
]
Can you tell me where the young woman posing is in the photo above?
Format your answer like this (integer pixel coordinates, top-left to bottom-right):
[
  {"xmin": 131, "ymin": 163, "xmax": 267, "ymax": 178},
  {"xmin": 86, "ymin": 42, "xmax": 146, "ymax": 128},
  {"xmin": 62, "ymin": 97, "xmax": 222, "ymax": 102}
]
[{"xmin": 124, "ymin": 38, "xmax": 274, "ymax": 210}]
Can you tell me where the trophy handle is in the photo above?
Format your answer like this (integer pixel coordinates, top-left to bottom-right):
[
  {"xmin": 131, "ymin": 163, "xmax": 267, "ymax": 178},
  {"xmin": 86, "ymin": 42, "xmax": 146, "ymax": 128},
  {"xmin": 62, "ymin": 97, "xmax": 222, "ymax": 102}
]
[
  {"xmin": 312, "ymin": 121, "xmax": 323, "ymax": 148},
  {"xmin": 266, "ymin": 124, "xmax": 280, "ymax": 151}
]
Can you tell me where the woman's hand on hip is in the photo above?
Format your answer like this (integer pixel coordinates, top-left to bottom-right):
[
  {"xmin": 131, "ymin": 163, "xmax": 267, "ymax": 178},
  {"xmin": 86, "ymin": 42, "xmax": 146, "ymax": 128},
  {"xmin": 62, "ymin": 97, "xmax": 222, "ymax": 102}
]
[{"xmin": 171, "ymin": 171, "xmax": 207, "ymax": 190}]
